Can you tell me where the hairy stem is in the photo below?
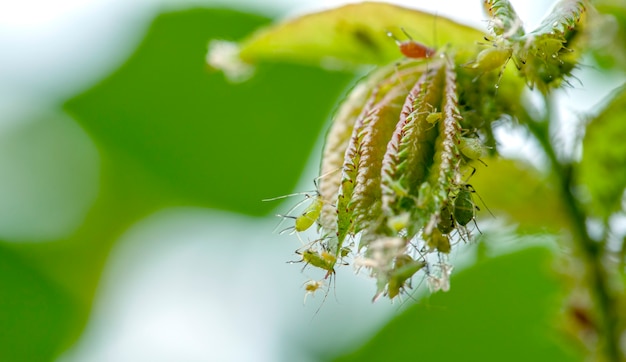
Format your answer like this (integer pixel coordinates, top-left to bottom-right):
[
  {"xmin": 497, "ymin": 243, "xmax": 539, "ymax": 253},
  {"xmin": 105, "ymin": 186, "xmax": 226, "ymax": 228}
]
[{"xmin": 526, "ymin": 96, "xmax": 622, "ymax": 361}]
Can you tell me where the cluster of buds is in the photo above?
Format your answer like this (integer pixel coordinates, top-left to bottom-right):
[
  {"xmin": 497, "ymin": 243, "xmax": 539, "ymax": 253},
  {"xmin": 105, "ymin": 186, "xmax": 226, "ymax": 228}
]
[
  {"xmin": 260, "ymin": 0, "xmax": 588, "ymax": 301},
  {"xmin": 309, "ymin": 51, "xmax": 492, "ymax": 301}
]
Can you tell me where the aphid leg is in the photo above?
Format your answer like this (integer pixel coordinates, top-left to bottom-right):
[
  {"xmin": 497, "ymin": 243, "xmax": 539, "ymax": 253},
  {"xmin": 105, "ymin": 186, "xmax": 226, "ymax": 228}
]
[
  {"xmin": 493, "ymin": 55, "xmax": 511, "ymax": 94},
  {"xmin": 267, "ymin": 192, "xmax": 315, "ymax": 233}
]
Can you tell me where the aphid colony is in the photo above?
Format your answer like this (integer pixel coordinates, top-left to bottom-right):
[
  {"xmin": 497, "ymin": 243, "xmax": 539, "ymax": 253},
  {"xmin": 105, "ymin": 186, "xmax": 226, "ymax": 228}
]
[
  {"xmin": 268, "ymin": 49, "xmax": 499, "ymax": 302},
  {"xmin": 266, "ymin": 0, "xmax": 587, "ymax": 303}
]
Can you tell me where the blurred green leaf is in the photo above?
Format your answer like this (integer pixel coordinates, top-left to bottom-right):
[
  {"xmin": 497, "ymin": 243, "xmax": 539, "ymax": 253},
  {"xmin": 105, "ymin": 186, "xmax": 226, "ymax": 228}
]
[
  {"xmin": 238, "ymin": 2, "xmax": 485, "ymax": 69},
  {"xmin": 577, "ymin": 84, "xmax": 626, "ymax": 219},
  {"xmin": 527, "ymin": 0, "xmax": 585, "ymax": 37},
  {"xmin": 470, "ymin": 156, "xmax": 569, "ymax": 232},
  {"xmin": 0, "ymin": 244, "xmax": 80, "ymax": 362},
  {"xmin": 65, "ymin": 8, "xmax": 355, "ymax": 216},
  {"xmin": 0, "ymin": 112, "xmax": 98, "ymax": 242},
  {"xmin": 593, "ymin": 0, "xmax": 626, "ymax": 70},
  {"xmin": 333, "ymin": 246, "xmax": 581, "ymax": 362},
  {"xmin": 0, "ymin": 7, "xmax": 356, "ymax": 361}
]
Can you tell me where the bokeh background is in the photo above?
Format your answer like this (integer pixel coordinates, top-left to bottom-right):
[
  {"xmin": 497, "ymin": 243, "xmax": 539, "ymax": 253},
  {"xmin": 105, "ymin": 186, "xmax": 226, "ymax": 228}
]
[{"xmin": 1, "ymin": 1, "xmax": 623, "ymax": 361}]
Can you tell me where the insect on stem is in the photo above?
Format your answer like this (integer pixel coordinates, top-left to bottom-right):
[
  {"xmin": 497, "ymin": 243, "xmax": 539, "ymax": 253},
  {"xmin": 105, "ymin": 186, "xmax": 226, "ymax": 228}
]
[{"xmin": 387, "ymin": 28, "xmax": 436, "ymax": 60}]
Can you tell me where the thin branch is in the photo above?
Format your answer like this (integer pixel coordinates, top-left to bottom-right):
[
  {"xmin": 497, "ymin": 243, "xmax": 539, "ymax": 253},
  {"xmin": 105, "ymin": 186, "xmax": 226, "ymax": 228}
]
[{"xmin": 525, "ymin": 95, "xmax": 622, "ymax": 362}]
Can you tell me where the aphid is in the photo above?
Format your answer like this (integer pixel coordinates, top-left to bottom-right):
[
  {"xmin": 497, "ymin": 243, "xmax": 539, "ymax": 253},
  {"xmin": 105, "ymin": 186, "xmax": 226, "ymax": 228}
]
[
  {"xmin": 459, "ymin": 137, "xmax": 486, "ymax": 160},
  {"xmin": 426, "ymin": 110, "xmax": 442, "ymax": 125},
  {"xmin": 387, "ymin": 254, "xmax": 426, "ymax": 299},
  {"xmin": 303, "ymin": 275, "xmax": 336, "ymax": 318},
  {"xmin": 426, "ymin": 228, "xmax": 451, "ymax": 253},
  {"xmin": 471, "ymin": 42, "xmax": 513, "ymax": 73},
  {"xmin": 453, "ymin": 185, "xmax": 476, "ymax": 227},
  {"xmin": 294, "ymin": 195, "xmax": 324, "ymax": 232},
  {"xmin": 264, "ymin": 192, "xmax": 317, "ymax": 234},
  {"xmin": 465, "ymin": 36, "xmax": 520, "ymax": 90},
  {"xmin": 339, "ymin": 245, "xmax": 352, "ymax": 259},
  {"xmin": 263, "ymin": 177, "xmax": 329, "ymax": 234},
  {"xmin": 454, "ymin": 183, "xmax": 494, "ymax": 229},
  {"xmin": 387, "ymin": 28, "xmax": 436, "ymax": 59},
  {"xmin": 303, "ymin": 279, "xmax": 324, "ymax": 304},
  {"xmin": 437, "ymin": 203, "xmax": 455, "ymax": 234},
  {"xmin": 299, "ymin": 248, "xmax": 337, "ymax": 279},
  {"xmin": 387, "ymin": 212, "xmax": 411, "ymax": 233}
]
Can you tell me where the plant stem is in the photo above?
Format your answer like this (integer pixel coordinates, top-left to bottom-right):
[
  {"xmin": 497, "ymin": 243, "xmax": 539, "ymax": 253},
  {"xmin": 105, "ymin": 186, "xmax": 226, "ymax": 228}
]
[{"xmin": 526, "ymin": 96, "xmax": 622, "ymax": 361}]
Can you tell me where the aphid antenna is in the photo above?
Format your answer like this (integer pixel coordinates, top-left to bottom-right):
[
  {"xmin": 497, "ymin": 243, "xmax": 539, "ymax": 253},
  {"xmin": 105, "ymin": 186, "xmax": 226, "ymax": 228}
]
[
  {"xmin": 396, "ymin": 280, "xmax": 422, "ymax": 309},
  {"xmin": 464, "ymin": 184, "xmax": 495, "ymax": 218},
  {"xmin": 315, "ymin": 166, "xmax": 342, "ymax": 183},
  {"xmin": 386, "ymin": 30, "xmax": 403, "ymax": 46},
  {"xmin": 398, "ymin": 26, "xmax": 433, "ymax": 51},
  {"xmin": 399, "ymin": 27, "xmax": 414, "ymax": 41},
  {"xmin": 294, "ymin": 238, "xmax": 326, "ymax": 254},
  {"xmin": 262, "ymin": 191, "xmax": 316, "ymax": 202},
  {"xmin": 403, "ymin": 267, "xmax": 430, "ymax": 305}
]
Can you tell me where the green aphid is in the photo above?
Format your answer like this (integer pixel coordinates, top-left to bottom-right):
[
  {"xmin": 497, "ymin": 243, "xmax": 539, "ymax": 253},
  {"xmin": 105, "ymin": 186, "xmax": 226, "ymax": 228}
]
[
  {"xmin": 470, "ymin": 46, "xmax": 513, "ymax": 73},
  {"xmin": 294, "ymin": 195, "xmax": 324, "ymax": 232},
  {"xmin": 453, "ymin": 186, "xmax": 476, "ymax": 227},
  {"xmin": 263, "ymin": 190, "xmax": 324, "ymax": 234},
  {"xmin": 387, "ymin": 255, "xmax": 426, "ymax": 299},
  {"xmin": 303, "ymin": 279, "xmax": 324, "ymax": 304},
  {"xmin": 437, "ymin": 204, "xmax": 455, "ymax": 234},
  {"xmin": 340, "ymin": 246, "xmax": 351, "ymax": 259},
  {"xmin": 459, "ymin": 137, "xmax": 485, "ymax": 160},
  {"xmin": 426, "ymin": 110, "xmax": 442, "ymax": 125},
  {"xmin": 426, "ymin": 228, "xmax": 451, "ymax": 253},
  {"xmin": 533, "ymin": 37, "xmax": 565, "ymax": 60},
  {"xmin": 387, "ymin": 212, "xmax": 411, "ymax": 233},
  {"xmin": 301, "ymin": 249, "xmax": 337, "ymax": 278}
]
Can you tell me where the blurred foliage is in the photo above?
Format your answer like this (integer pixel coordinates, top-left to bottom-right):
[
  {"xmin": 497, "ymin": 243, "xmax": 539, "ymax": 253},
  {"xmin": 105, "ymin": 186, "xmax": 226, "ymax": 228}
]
[
  {"xmin": 332, "ymin": 246, "xmax": 580, "ymax": 362},
  {"xmin": 593, "ymin": 0, "xmax": 626, "ymax": 71},
  {"xmin": 0, "ymin": 7, "xmax": 353, "ymax": 361},
  {"xmin": 470, "ymin": 156, "xmax": 570, "ymax": 233},
  {"xmin": 1, "ymin": 1, "xmax": 625, "ymax": 362},
  {"xmin": 0, "ymin": 243, "xmax": 80, "ymax": 362},
  {"xmin": 577, "ymin": 84, "xmax": 626, "ymax": 219},
  {"xmin": 65, "ymin": 8, "xmax": 355, "ymax": 215}
]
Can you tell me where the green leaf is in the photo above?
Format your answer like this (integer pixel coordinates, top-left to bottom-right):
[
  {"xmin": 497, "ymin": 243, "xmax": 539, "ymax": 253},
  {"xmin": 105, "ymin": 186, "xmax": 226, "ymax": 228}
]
[
  {"xmin": 593, "ymin": 0, "xmax": 626, "ymax": 71},
  {"xmin": 0, "ymin": 8, "xmax": 357, "ymax": 361},
  {"xmin": 238, "ymin": 2, "xmax": 485, "ymax": 69},
  {"xmin": 333, "ymin": 246, "xmax": 581, "ymax": 362},
  {"xmin": 470, "ymin": 156, "xmax": 569, "ymax": 233},
  {"xmin": 65, "ymin": 8, "xmax": 355, "ymax": 216},
  {"xmin": 0, "ymin": 244, "xmax": 79, "ymax": 362},
  {"xmin": 578, "ymin": 84, "xmax": 626, "ymax": 219}
]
